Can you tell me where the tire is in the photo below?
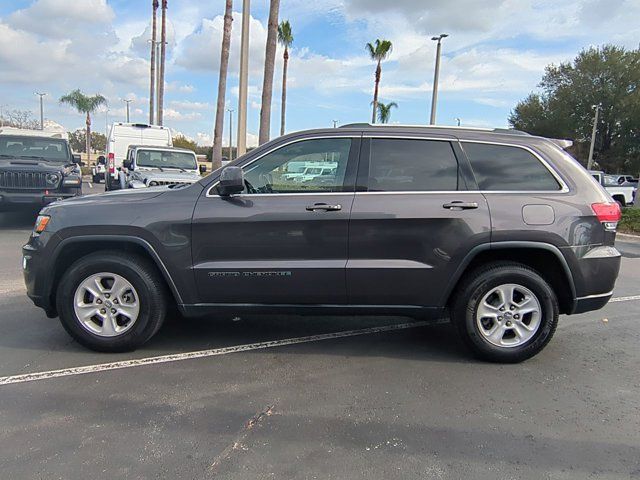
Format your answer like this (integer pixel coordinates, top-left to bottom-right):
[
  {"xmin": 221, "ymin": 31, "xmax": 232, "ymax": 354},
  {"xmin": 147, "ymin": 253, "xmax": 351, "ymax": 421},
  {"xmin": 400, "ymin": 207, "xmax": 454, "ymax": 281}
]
[
  {"xmin": 451, "ymin": 262, "xmax": 559, "ymax": 363},
  {"xmin": 56, "ymin": 251, "xmax": 167, "ymax": 352}
]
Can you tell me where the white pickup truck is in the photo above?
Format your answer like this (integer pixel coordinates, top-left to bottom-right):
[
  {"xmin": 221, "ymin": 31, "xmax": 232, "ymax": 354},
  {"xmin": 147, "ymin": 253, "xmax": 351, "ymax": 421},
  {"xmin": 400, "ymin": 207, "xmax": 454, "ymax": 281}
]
[{"xmin": 590, "ymin": 171, "xmax": 636, "ymax": 207}]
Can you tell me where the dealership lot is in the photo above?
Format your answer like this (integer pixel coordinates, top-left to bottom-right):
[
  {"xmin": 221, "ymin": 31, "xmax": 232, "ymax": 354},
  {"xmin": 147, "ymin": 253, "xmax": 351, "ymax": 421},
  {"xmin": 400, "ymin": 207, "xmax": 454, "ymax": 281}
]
[{"xmin": 1, "ymin": 199, "xmax": 639, "ymax": 479}]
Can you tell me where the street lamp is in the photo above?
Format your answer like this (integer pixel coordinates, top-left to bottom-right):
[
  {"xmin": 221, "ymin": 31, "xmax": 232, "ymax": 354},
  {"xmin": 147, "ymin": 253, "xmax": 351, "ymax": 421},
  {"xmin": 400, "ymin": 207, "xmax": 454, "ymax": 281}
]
[
  {"xmin": 332, "ymin": 120, "xmax": 339, "ymax": 128},
  {"xmin": 226, "ymin": 108, "xmax": 235, "ymax": 162},
  {"xmin": 429, "ymin": 33, "xmax": 448, "ymax": 125},
  {"xmin": 123, "ymin": 99, "xmax": 133, "ymax": 123},
  {"xmin": 35, "ymin": 92, "xmax": 47, "ymax": 130},
  {"xmin": 455, "ymin": 117, "xmax": 461, "ymax": 127},
  {"xmin": 587, "ymin": 104, "xmax": 601, "ymax": 170}
]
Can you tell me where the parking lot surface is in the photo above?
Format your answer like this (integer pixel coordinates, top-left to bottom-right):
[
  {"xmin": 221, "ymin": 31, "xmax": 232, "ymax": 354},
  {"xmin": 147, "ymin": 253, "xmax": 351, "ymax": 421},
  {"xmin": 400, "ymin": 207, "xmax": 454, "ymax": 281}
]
[{"xmin": 1, "ymin": 191, "xmax": 639, "ymax": 479}]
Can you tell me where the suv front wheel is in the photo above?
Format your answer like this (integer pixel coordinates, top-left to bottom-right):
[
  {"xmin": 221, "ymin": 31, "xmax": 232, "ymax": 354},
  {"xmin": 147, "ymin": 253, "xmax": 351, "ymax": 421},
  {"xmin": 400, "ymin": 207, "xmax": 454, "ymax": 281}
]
[
  {"xmin": 56, "ymin": 251, "xmax": 167, "ymax": 352},
  {"xmin": 452, "ymin": 262, "xmax": 559, "ymax": 363}
]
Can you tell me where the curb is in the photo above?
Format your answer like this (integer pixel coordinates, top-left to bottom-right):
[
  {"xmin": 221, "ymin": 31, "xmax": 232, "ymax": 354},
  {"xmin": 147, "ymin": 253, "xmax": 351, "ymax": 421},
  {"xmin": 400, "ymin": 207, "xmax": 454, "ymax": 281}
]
[{"xmin": 617, "ymin": 232, "xmax": 640, "ymax": 241}]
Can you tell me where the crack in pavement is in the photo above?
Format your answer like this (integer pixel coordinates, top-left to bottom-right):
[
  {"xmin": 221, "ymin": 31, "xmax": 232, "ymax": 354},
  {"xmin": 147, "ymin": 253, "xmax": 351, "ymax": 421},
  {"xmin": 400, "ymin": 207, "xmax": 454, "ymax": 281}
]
[{"xmin": 208, "ymin": 404, "xmax": 275, "ymax": 474}]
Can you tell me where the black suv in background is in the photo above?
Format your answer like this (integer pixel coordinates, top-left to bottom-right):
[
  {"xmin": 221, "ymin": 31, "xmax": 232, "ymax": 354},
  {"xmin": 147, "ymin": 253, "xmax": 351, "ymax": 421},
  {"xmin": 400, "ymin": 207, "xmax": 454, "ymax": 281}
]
[
  {"xmin": 0, "ymin": 130, "xmax": 83, "ymax": 210},
  {"xmin": 23, "ymin": 125, "xmax": 622, "ymax": 362}
]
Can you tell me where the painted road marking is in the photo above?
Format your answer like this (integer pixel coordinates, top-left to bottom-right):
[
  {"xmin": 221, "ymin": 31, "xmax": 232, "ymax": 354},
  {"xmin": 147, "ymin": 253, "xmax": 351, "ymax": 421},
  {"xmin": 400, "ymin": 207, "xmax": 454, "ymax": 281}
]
[
  {"xmin": 610, "ymin": 295, "xmax": 640, "ymax": 303},
  {"xmin": 0, "ymin": 320, "xmax": 432, "ymax": 387}
]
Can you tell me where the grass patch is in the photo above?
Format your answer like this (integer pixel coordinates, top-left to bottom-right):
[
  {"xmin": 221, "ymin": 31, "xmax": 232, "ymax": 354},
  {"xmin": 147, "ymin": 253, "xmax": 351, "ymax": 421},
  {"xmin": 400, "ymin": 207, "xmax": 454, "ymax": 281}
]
[{"xmin": 619, "ymin": 208, "xmax": 640, "ymax": 235}]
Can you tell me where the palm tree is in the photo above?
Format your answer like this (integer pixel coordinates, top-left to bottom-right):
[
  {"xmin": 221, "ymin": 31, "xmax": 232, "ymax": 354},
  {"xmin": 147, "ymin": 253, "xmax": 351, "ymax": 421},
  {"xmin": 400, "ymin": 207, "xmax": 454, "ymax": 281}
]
[
  {"xmin": 213, "ymin": 0, "xmax": 233, "ymax": 168},
  {"xmin": 157, "ymin": 0, "xmax": 168, "ymax": 125},
  {"xmin": 278, "ymin": 20, "xmax": 293, "ymax": 137},
  {"xmin": 59, "ymin": 90, "xmax": 107, "ymax": 164},
  {"xmin": 376, "ymin": 101, "xmax": 398, "ymax": 124},
  {"xmin": 258, "ymin": 0, "xmax": 281, "ymax": 145},
  {"xmin": 366, "ymin": 39, "xmax": 393, "ymax": 124},
  {"xmin": 148, "ymin": 0, "xmax": 158, "ymax": 124}
]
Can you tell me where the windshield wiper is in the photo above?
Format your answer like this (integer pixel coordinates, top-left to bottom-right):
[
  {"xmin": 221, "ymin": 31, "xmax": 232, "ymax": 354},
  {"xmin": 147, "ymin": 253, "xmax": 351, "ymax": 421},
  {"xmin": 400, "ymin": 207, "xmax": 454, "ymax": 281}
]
[{"xmin": 14, "ymin": 155, "xmax": 50, "ymax": 161}]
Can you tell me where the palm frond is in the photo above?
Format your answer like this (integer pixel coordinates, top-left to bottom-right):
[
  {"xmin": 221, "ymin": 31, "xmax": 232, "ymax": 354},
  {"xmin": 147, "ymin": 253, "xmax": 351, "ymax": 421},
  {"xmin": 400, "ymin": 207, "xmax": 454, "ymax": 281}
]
[{"xmin": 278, "ymin": 20, "xmax": 293, "ymax": 47}]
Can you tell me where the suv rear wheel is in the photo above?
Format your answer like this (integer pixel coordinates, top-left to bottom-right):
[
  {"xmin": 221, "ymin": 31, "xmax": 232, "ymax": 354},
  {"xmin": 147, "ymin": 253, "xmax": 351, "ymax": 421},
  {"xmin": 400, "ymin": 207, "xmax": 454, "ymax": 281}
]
[
  {"xmin": 451, "ymin": 262, "xmax": 559, "ymax": 363},
  {"xmin": 56, "ymin": 251, "xmax": 167, "ymax": 352}
]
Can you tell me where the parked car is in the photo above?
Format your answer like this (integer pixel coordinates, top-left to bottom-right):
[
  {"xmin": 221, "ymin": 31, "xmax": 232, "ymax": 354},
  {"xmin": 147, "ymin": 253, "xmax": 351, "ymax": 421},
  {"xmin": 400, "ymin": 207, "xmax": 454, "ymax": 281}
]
[
  {"xmin": 118, "ymin": 146, "xmax": 205, "ymax": 188},
  {"xmin": 612, "ymin": 174, "xmax": 638, "ymax": 186},
  {"xmin": 105, "ymin": 123, "xmax": 172, "ymax": 191},
  {"xmin": 0, "ymin": 127, "xmax": 83, "ymax": 211},
  {"xmin": 590, "ymin": 170, "xmax": 636, "ymax": 207},
  {"xmin": 24, "ymin": 125, "xmax": 622, "ymax": 362},
  {"xmin": 91, "ymin": 155, "xmax": 107, "ymax": 183}
]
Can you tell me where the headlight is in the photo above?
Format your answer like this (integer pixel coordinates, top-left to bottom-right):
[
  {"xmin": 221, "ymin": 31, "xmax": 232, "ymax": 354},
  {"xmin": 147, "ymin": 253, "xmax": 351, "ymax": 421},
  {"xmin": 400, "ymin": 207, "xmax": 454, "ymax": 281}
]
[
  {"xmin": 46, "ymin": 173, "xmax": 60, "ymax": 185},
  {"xmin": 62, "ymin": 176, "xmax": 82, "ymax": 186},
  {"xmin": 34, "ymin": 215, "xmax": 50, "ymax": 234}
]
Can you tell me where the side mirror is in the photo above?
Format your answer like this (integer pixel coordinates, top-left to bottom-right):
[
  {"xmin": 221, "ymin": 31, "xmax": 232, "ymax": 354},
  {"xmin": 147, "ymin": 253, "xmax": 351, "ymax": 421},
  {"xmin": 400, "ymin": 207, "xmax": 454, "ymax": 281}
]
[
  {"xmin": 199, "ymin": 164, "xmax": 207, "ymax": 174},
  {"xmin": 123, "ymin": 158, "xmax": 133, "ymax": 170},
  {"xmin": 217, "ymin": 166, "xmax": 244, "ymax": 196}
]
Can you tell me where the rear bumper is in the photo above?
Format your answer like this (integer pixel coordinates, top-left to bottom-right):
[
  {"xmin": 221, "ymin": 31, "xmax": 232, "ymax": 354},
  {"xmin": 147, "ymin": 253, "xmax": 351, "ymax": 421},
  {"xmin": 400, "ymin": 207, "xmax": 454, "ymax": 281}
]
[
  {"xmin": 0, "ymin": 191, "xmax": 78, "ymax": 208},
  {"xmin": 567, "ymin": 245, "xmax": 621, "ymax": 314},
  {"xmin": 572, "ymin": 291, "xmax": 614, "ymax": 314}
]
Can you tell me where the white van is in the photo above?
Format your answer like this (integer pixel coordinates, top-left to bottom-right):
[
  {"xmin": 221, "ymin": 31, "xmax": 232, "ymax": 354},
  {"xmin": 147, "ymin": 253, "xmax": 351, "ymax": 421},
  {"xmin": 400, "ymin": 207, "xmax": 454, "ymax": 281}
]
[{"xmin": 106, "ymin": 123, "xmax": 172, "ymax": 190}]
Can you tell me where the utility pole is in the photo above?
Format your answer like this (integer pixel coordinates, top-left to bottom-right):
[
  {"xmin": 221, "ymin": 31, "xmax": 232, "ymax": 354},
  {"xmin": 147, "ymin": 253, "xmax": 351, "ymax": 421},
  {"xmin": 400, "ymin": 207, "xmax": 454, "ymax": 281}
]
[
  {"xmin": 123, "ymin": 99, "xmax": 133, "ymax": 123},
  {"xmin": 429, "ymin": 33, "xmax": 448, "ymax": 125},
  {"xmin": 35, "ymin": 92, "xmax": 47, "ymax": 130},
  {"xmin": 237, "ymin": 0, "xmax": 250, "ymax": 155},
  {"xmin": 149, "ymin": 0, "xmax": 158, "ymax": 124},
  {"xmin": 227, "ymin": 108, "xmax": 234, "ymax": 162},
  {"xmin": 587, "ymin": 104, "xmax": 600, "ymax": 170},
  {"xmin": 157, "ymin": 0, "xmax": 167, "ymax": 126}
]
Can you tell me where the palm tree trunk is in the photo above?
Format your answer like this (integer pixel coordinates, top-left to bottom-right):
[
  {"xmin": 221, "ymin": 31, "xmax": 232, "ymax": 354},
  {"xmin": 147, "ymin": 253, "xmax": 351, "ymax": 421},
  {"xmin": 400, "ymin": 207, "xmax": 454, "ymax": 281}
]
[
  {"xmin": 371, "ymin": 61, "xmax": 381, "ymax": 124},
  {"xmin": 157, "ymin": 0, "xmax": 167, "ymax": 126},
  {"xmin": 280, "ymin": 47, "xmax": 288, "ymax": 137},
  {"xmin": 85, "ymin": 112, "xmax": 92, "ymax": 165},
  {"xmin": 213, "ymin": 0, "xmax": 233, "ymax": 168},
  {"xmin": 259, "ymin": 0, "xmax": 280, "ymax": 145},
  {"xmin": 149, "ymin": 0, "xmax": 158, "ymax": 124}
]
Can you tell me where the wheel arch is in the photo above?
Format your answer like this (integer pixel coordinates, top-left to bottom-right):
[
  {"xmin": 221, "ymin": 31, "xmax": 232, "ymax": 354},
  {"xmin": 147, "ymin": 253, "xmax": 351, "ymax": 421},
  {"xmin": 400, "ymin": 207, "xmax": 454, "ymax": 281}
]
[
  {"xmin": 443, "ymin": 242, "xmax": 577, "ymax": 315},
  {"xmin": 46, "ymin": 235, "xmax": 183, "ymax": 315}
]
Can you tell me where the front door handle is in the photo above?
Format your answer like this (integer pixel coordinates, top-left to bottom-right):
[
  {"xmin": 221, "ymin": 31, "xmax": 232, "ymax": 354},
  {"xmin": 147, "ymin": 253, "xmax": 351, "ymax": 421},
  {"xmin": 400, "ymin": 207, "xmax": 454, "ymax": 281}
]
[
  {"xmin": 443, "ymin": 201, "xmax": 479, "ymax": 210},
  {"xmin": 306, "ymin": 203, "xmax": 342, "ymax": 212}
]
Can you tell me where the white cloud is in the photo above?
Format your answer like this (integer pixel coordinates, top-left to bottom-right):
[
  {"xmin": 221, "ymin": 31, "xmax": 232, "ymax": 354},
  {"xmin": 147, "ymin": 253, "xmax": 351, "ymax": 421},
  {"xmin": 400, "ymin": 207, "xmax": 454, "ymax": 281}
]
[
  {"xmin": 170, "ymin": 100, "xmax": 211, "ymax": 111},
  {"xmin": 163, "ymin": 108, "xmax": 202, "ymax": 121}
]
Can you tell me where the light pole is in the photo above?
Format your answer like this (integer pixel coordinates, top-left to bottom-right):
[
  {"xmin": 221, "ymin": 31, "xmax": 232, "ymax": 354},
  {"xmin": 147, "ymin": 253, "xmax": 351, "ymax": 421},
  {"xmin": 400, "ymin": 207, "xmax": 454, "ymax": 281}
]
[
  {"xmin": 587, "ymin": 104, "xmax": 600, "ymax": 170},
  {"xmin": 429, "ymin": 33, "xmax": 448, "ymax": 125},
  {"xmin": 123, "ymin": 99, "xmax": 133, "ymax": 123},
  {"xmin": 35, "ymin": 92, "xmax": 47, "ymax": 130},
  {"xmin": 332, "ymin": 120, "xmax": 338, "ymax": 128},
  {"xmin": 455, "ymin": 117, "xmax": 461, "ymax": 126},
  {"xmin": 105, "ymin": 108, "xmax": 110, "ymax": 138},
  {"xmin": 237, "ymin": 0, "xmax": 250, "ymax": 156},
  {"xmin": 227, "ymin": 108, "xmax": 234, "ymax": 162}
]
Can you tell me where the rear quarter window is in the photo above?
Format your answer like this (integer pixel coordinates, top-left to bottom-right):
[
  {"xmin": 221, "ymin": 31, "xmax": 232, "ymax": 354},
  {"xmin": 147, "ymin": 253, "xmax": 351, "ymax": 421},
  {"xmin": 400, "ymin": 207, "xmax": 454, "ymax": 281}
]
[{"xmin": 463, "ymin": 142, "xmax": 561, "ymax": 191}]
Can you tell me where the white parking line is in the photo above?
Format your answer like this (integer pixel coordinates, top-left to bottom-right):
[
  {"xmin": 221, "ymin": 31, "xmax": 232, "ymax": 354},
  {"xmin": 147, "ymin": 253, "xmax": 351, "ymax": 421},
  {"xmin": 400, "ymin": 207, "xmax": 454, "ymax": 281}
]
[
  {"xmin": 610, "ymin": 295, "xmax": 640, "ymax": 303},
  {"xmin": 0, "ymin": 320, "xmax": 432, "ymax": 387}
]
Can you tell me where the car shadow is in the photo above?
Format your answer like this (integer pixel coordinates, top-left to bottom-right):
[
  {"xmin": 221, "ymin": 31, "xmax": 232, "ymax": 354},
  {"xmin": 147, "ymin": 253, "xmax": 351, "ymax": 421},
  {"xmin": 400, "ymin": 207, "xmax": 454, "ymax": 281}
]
[{"xmin": 0, "ymin": 210, "xmax": 39, "ymax": 230}]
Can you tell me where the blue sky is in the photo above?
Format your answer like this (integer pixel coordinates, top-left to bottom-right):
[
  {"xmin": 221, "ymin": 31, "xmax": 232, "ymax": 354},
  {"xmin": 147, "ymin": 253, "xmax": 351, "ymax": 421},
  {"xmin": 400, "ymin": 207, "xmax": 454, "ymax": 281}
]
[{"xmin": 0, "ymin": 0, "xmax": 638, "ymax": 146}]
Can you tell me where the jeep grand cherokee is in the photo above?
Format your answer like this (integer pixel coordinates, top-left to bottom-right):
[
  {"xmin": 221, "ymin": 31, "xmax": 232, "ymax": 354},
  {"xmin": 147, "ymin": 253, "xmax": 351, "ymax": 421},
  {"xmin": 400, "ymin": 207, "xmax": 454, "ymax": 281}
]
[{"xmin": 22, "ymin": 125, "xmax": 621, "ymax": 362}]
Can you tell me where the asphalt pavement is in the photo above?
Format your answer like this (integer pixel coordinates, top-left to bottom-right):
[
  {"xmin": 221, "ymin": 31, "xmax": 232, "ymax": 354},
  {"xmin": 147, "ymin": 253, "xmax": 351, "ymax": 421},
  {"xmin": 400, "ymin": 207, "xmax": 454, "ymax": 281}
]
[{"xmin": 0, "ymin": 186, "xmax": 639, "ymax": 479}]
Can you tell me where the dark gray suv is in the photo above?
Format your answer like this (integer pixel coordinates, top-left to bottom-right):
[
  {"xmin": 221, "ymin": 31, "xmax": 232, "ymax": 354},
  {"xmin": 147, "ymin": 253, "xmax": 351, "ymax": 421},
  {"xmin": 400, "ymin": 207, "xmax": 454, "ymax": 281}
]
[{"xmin": 23, "ymin": 125, "xmax": 622, "ymax": 362}]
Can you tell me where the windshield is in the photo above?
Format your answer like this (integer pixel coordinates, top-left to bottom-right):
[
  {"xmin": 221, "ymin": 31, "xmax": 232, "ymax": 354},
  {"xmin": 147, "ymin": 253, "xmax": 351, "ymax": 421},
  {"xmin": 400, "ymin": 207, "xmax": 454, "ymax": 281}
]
[
  {"xmin": 0, "ymin": 135, "xmax": 70, "ymax": 162},
  {"xmin": 136, "ymin": 150, "xmax": 198, "ymax": 170}
]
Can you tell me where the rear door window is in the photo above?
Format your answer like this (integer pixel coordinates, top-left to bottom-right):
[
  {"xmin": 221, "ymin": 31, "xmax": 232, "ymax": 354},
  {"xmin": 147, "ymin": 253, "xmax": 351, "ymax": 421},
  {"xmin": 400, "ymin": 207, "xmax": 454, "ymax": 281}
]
[
  {"xmin": 463, "ymin": 142, "xmax": 561, "ymax": 191},
  {"xmin": 368, "ymin": 138, "xmax": 459, "ymax": 191}
]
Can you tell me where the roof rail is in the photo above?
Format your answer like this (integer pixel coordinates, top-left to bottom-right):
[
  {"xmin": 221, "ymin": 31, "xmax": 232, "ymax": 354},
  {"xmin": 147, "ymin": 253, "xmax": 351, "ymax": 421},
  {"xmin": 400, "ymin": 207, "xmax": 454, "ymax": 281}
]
[{"xmin": 338, "ymin": 123, "xmax": 530, "ymax": 136}]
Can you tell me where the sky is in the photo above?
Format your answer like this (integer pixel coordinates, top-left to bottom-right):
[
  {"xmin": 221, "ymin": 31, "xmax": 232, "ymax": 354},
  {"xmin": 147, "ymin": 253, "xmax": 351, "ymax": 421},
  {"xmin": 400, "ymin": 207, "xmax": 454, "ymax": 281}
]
[{"xmin": 0, "ymin": 0, "xmax": 638, "ymax": 147}]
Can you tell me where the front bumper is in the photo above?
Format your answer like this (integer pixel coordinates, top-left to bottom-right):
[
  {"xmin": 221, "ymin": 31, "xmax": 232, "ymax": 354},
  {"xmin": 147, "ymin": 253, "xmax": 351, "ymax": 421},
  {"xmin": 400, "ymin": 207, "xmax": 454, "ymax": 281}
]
[{"xmin": 0, "ymin": 191, "xmax": 78, "ymax": 208}]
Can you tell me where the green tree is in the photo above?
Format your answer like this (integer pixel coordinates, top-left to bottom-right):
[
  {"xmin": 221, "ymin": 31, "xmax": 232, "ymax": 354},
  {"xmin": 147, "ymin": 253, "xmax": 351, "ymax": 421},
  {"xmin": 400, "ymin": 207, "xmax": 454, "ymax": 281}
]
[
  {"xmin": 278, "ymin": 20, "xmax": 293, "ymax": 136},
  {"xmin": 59, "ymin": 89, "xmax": 107, "ymax": 164},
  {"xmin": 366, "ymin": 39, "xmax": 393, "ymax": 124},
  {"xmin": 376, "ymin": 101, "xmax": 397, "ymax": 124},
  {"xmin": 509, "ymin": 45, "xmax": 640, "ymax": 173},
  {"xmin": 173, "ymin": 135, "xmax": 198, "ymax": 151},
  {"xmin": 68, "ymin": 129, "xmax": 106, "ymax": 153}
]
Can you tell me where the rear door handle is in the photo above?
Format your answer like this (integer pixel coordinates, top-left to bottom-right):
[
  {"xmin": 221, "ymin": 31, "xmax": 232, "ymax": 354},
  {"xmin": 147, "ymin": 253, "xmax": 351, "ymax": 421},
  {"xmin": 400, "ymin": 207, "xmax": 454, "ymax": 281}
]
[
  {"xmin": 443, "ymin": 201, "xmax": 479, "ymax": 210},
  {"xmin": 306, "ymin": 203, "xmax": 342, "ymax": 212}
]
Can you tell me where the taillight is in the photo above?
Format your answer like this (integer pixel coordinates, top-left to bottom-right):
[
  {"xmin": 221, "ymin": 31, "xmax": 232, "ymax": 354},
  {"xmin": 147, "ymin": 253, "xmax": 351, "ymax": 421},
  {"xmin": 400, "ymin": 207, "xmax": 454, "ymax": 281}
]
[
  {"xmin": 108, "ymin": 153, "xmax": 115, "ymax": 173},
  {"xmin": 592, "ymin": 202, "xmax": 621, "ymax": 231}
]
